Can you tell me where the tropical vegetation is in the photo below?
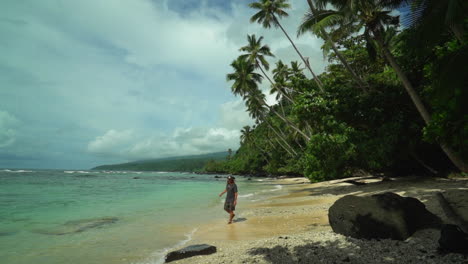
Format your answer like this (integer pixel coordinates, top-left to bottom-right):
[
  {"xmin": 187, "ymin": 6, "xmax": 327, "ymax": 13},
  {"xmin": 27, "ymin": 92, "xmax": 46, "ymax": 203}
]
[{"xmin": 203, "ymin": 0, "xmax": 468, "ymax": 182}]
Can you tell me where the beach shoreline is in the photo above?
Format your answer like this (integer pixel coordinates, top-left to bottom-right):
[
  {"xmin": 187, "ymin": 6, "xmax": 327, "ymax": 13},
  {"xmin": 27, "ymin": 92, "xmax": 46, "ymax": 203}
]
[{"xmin": 170, "ymin": 175, "xmax": 468, "ymax": 264}]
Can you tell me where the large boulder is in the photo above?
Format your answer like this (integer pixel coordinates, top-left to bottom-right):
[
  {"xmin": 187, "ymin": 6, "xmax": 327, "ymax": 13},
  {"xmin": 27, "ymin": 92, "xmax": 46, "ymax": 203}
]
[
  {"xmin": 328, "ymin": 192, "xmax": 441, "ymax": 240},
  {"xmin": 439, "ymin": 224, "xmax": 468, "ymax": 254},
  {"xmin": 165, "ymin": 244, "xmax": 216, "ymax": 263}
]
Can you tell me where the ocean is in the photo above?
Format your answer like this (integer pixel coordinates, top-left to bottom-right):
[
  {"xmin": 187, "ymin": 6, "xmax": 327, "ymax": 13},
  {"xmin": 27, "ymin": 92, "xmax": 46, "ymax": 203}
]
[{"xmin": 0, "ymin": 169, "xmax": 284, "ymax": 264}]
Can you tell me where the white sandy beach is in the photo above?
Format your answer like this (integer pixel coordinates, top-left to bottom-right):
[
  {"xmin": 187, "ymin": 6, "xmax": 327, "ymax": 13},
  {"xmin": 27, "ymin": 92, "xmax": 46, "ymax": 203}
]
[{"xmin": 171, "ymin": 176, "xmax": 468, "ymax": 264}]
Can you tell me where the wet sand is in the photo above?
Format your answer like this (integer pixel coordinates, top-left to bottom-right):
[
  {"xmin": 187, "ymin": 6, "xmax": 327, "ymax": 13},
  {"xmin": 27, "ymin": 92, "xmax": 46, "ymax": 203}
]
[{"xmin": 172, "ymin": 175, "xmax": 468, "ymax": 264}]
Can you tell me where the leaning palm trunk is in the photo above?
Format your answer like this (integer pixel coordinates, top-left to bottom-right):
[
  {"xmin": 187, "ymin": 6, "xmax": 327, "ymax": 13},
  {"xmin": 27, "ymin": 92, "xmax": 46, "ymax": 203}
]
[
  {"xmin": 268, "ymin": 105, "xmax": 311, "ymax": 141},
  {"xmin": 265, "ymin": 120, "xmax": 298, "ymax": 156},
  {"xmin": 374, "ymin": 31, "xmax": 467, "ymax": 172},
  {"xmin": 250, "ymin": 141, "xmax": 271, "ymax": 161},
  {"xmin": 257, "ymin": 62, "xmax": 294, "ymax": 104},
  {"xmin": 272, "ymin": 15, "xmax": 325, "ymax": 91},
  {"xmin": 328, "ymin": 36, "xmax": 368, "ymax": 92},
  {"xmin": 275, "ymin": 120, "xmax": 306, "ymax": 150},
  {"xmin": 305, "ymin": 0, "xmax": 367, "ymax": 92}
]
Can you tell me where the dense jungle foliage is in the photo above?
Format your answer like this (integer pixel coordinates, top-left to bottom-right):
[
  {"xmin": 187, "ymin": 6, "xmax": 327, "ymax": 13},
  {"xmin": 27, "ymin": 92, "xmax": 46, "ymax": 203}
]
[{"xmin": 203, "ymin": 0, "xmax": 468, "ymax": 181}]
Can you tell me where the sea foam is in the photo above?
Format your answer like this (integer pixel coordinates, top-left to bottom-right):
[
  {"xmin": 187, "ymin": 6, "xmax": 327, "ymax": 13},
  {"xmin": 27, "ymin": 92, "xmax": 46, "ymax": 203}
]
[{"xmin": 135, "ymin": 228, "xmax": 198, "ymax": 264}]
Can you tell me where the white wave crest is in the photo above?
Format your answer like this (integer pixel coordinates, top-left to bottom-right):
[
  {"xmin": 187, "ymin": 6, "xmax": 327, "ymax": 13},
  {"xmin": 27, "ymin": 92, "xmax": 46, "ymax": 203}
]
[{"xmin": 2, "ymin": 169, "xmax": 33, "ymax": 173}]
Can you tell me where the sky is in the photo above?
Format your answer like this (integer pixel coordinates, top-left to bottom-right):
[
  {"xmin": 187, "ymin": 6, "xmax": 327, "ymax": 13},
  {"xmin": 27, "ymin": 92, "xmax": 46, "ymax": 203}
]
[{"xmin": 0, "ymin": 0, "xmax": 327, "ymax": 169}]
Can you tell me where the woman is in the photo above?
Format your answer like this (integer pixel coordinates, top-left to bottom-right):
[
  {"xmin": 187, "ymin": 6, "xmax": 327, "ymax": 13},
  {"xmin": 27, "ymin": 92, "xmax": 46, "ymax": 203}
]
[{"xmin": 218, "ymin": 176, "xmax": 238, "ymax": 224}]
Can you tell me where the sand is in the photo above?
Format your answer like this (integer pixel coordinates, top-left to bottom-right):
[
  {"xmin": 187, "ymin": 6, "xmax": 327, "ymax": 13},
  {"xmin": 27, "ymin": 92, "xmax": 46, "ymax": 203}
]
[{"xmin": 171, "ymin": 175, "xmax": 468, "ymax": 264}]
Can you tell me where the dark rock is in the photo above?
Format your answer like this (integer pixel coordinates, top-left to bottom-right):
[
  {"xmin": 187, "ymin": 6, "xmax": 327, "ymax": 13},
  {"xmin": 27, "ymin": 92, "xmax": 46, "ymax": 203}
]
[
  {"xmin": 328, "ymin": 192, "xmax": 441, "ymax": 240},
  {"xmin": 439, "ymin": 224, "xmax": 468, "ymax": 254},
  {"xmin": 248, "ymin": 178, "xmax": 252, "ymax": 181},
  {"xmin": 214, "ymin": 176, "xmax": 222, "ymax": 178},
  {"xmin": 133, "ymin": 176, "xmax": 141, "ymax": 179},
  {"xmin": 165, "ymin": 244, "xmax": 216, "ymax": 263}
]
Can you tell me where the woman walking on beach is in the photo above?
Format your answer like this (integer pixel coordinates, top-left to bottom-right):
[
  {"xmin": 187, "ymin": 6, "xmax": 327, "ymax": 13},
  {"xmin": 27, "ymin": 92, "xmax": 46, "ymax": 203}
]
[{"xmin": 219, "ymin": 176, "xmax": 238, "ymax": 224}]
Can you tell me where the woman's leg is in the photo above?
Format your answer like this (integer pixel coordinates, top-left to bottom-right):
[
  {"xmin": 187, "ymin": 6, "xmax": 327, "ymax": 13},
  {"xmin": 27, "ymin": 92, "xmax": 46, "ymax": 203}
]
[{"xmin": 228, "ymin": 210, "xmax": 235, "ymax": 224}]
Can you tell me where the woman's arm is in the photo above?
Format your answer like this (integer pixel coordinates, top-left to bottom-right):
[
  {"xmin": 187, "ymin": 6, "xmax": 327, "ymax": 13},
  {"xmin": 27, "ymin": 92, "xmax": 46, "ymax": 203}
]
[
  {"xmin": 234, "ymin": 192, "xmax": 238, "ymax": 205},
  {"xmin": 219, "ymin": 189, "xmax": 227, "ymax": 197}
]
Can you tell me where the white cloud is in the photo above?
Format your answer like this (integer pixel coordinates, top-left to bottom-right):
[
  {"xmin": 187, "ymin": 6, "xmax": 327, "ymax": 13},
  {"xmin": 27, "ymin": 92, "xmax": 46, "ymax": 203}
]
[
  {"xmin": 87, "ymin": 129, "xmax": 134, "ymax": 155},
  {"xmin": 1, "ymin": 0, "xmax": 328, "ymax": 167},
  {"xmin": 0, "ymin": 110, "xmax": 19, "ymax": 148},
  {"xmin": 86, "ymin": 98, "xmax": 251, "ymax": 160},
  {"xmin": 218, "ymin": 99, "xmax": 254, "ymax": 130}
]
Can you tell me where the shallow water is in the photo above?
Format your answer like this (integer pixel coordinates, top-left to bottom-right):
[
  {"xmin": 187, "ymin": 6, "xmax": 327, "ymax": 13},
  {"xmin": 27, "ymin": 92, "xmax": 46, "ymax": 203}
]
[{"xmin": 0, "ymin": 169, "xmax": 283, "ymax": 264}]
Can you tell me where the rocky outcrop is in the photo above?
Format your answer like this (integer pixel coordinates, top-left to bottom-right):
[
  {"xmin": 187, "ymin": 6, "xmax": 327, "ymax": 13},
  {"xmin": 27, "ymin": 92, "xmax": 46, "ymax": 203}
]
[
  {"xmin": 328, "ymin": 192, "xmax": 441, "ymax": 240},
  {"xmin": 165, "ymin": 244, "xmax": 216, "ymax": 263}
]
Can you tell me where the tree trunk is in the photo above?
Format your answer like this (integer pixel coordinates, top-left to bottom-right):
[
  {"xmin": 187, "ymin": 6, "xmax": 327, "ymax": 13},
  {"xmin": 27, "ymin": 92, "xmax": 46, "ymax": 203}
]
[
  {"xmin": 257, "ymin": 62, "xmax": 294, "ymax": 104},
  {"xmin": 274, "ymin": 119, "xmax": 306, "ymax": 150},
  {"xmin": 265, "ymin": 120, "xmax": 298, "ymax": 156},
  {"xmin": 305, "ymin": 0, "xmax": 367, "ymax": 92},
  {"xmin": 269, "ymin": 105, "xmax": 311, "ymax": 141},
  {"xmin": 375, "ymin": 32, "xmax": 468, "ymax": 172},
  {"xmin": 273, "ymin": 15, "xmax": 325, "ymax": 92},
  {"xmin": 249, "ymin": 141, "xmax": 271, "ymax": 161},
  {"xmin": 256, "ymin": 62, "xmax": 312, "ymax": 142}
]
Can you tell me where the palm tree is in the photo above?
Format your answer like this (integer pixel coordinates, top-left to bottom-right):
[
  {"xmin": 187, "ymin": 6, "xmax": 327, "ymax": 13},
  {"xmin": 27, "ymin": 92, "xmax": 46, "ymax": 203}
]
[
  {"xmin": 240, "ymin": 125, "xmax": 252, "ymax": 145},
  {"xmin": 290, "ymin": 61, "xmax": 305, "ymax": 77},
  {"xmin": 404, "ymin": 0, "xmax": 467, "ymax": 43},
  {"xmin": 311, "ymin": 0, "xmax": 467, "ymax": 172},
  {"xmin": 244, "ymin": 89, "xmax": 299, "ymax": 156},
  {"xmin": 239, "ymin": 35, "xmax": 297, "ymax": 106},
  {"xmin": 272, "ymin": 60, "xmax": 290, "ymax": 80},
  {"xmin": 239, "ymin": 34, "xmax": 276, "ymax": 84},
  {"xmin": 298, "ymin": 0, "xmax": 368, "ymax": 92},
  {"xmin": 227, "ymin": 57, "xmax": 304, "ymax": 154},
  {"xmin": 249, "ymin": 0, "xmax": 325, "ymax": 91},
  {"xmin": 240, "ymin": 125, "xmax": 272, "ymax": 161},
  {"xmin": 226, "ymin": 57, "xmax": 263, "ymax": 98},
  {"xmin": 228, "ymin": 57, "xmax": 311, "ymax": 141}
]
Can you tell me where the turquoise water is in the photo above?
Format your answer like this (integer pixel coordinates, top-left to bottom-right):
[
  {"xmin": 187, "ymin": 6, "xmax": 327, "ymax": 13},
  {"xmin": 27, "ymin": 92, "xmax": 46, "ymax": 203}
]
[{"xmin": 0, "ymin": 169, "xmax": 283, "ymax": 264}]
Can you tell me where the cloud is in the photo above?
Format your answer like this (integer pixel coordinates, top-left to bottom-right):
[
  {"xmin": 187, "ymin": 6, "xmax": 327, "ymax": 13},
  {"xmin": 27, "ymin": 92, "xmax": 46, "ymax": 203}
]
[
  {"xmin": 87, "ymin": 129, "xmax": 134, "ymax": 155},
  {"xmin": 219, "ymin": 99, "xmax": 255, "ymax": 130},
  {"xmin": 0, "ymin": 110, "xmax": 19, "ymax": 148},
  {"xmin": 86, "ymin": 98, "xmax": 253, "ymax": 160},
  {"xmin": 0, "ymin": 0, "xmax": 327, "ymax": 168}
]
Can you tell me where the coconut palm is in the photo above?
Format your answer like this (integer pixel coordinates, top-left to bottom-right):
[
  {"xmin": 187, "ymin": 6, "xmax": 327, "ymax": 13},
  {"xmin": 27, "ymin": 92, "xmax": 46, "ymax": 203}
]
[
  {"xmin": 226, "ymin": 57, "xmax": 263, "ymax": 98},
  {"xmin": 240, "ymin": 125, "xmax": 272, "ymax": 161},
  {"xmin": 228, "ymin": 57, "xmax": 311, "ymax": 141},
  {"xmin": 239, "ymin": 34, "xmax": 275, "ymax": 83},
  {"xmin": 290, "ymin": 61, "xmax": 305, "ymax": 78},
  {"xmin": 245, "ymin": 90, "xmax": 299, "ymax": 156},
  {"xmin": 227, "ymin": 57, "xmax": 307, "ymax": 154},
  {"xmin": 311, "ymin": 0, "xmax": 467, "ymax": 172},
  {"xmin": 240, "ymin": 125, "xmax": 252, "ymax": 145},
  {"xmin": 401, "ymin": 0, "xmax": 467, "ymax": 43},
  {"xmin": 249, "ymin": 0, "xmax": 325, "ymax": 91},
  {"xmin": 272, "ymin": 60, "xmax": 290, "ymax": 80},
  {"xmin": 298, "ymin": 0, "xmax": 368, "ymax": 92}
]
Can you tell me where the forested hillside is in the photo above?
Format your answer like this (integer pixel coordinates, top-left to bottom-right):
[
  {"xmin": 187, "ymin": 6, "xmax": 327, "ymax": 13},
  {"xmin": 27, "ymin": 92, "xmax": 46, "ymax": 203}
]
[
  {"xmin": 93, "ymin": 151, "xmax": 230, "ymax": 172},
  {"xmin": 203, "ymin": 0, "xmax": 467, "ymax": 181}
]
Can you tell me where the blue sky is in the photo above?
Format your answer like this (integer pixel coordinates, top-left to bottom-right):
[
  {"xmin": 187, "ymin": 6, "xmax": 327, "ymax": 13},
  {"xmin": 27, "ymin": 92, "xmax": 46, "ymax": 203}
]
[{"xmin": 0, "ymin": 0, "xmax": 327, "ymax": 169}]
